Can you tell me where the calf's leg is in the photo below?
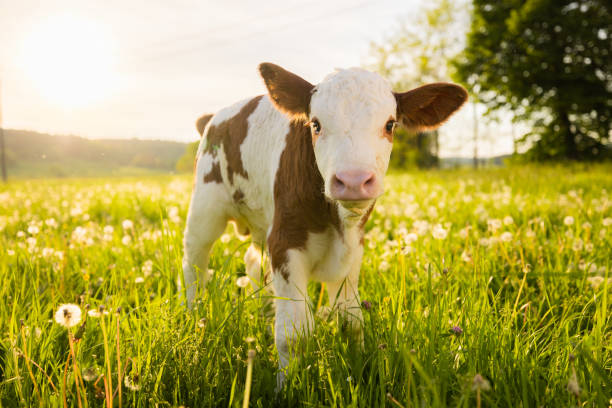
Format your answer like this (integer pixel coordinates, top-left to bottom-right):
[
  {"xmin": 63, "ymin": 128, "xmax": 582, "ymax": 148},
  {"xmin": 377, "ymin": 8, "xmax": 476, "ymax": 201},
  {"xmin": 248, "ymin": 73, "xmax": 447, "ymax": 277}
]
[
  {"xmin": 271, "ymin": 249, "xmax": 313, "ymax": 388},
  {"xmin": 181, "ymin": 181, "xmax": 229, "ymax": 307}
]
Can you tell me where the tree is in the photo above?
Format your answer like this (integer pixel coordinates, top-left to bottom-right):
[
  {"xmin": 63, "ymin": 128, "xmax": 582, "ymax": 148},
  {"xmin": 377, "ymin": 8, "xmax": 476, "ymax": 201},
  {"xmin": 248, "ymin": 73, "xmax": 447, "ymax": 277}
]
[
  {"xmin": 453, "ymin": 0, "xmax": 612, "ymax": 160},
  {"xmin": 176, "ymin": 141, "xmax": 199, "ymax": 172},
  {"xmin": 367, "ymin": 0, "xmax": 470, "ymax": 168}
]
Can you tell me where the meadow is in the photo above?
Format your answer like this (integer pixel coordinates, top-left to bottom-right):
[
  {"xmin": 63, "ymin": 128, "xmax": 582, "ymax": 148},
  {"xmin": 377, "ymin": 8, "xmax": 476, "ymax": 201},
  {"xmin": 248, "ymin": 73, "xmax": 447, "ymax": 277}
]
[{"xmin": 0, "ymin": 165, "xmax": 611, "ymax": 407}]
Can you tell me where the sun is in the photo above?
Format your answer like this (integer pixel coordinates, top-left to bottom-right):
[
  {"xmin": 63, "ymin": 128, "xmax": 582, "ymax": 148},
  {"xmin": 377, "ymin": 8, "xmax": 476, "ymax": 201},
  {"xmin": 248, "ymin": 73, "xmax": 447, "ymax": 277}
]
[{"xmin": 19, "ymin": 14, "xmax": 118, "ymax": 109}]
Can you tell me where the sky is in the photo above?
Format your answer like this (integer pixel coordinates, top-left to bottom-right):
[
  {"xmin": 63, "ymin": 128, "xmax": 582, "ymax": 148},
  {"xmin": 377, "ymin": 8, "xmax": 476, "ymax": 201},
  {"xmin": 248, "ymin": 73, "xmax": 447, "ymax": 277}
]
[{"xmin": 0, "ymin": 0, "xmax": 516, "ymax": 158}]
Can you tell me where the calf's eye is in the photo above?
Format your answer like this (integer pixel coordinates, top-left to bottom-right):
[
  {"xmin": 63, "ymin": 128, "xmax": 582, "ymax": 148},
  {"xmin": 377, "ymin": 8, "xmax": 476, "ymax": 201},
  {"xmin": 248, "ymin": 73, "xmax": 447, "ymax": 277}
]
[
  {"xmin": 310, "ymin": 119, "xmax": 321, "ymax": 135},
  {"xmin": 385, "ymin": 120, "xmax": 396, "ymax": 133}
]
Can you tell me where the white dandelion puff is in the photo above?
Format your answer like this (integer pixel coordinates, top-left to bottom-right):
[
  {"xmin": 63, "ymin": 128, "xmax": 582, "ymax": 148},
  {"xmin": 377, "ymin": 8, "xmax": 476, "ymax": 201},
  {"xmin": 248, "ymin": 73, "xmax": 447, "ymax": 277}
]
[
  {"xmin": 432, "ymin": 224, "xmax": 448, "ymax": 240},
  {"xmin": 54, "ymin": 304, "xmax": 82, "ymax": 328},
  {"xmin": 236, "ymin": 276, "xmax": 250, "ymax": 288},
  {"xmin": 564, "ymin": 216, "xmax": 575, "ymax": 226}
]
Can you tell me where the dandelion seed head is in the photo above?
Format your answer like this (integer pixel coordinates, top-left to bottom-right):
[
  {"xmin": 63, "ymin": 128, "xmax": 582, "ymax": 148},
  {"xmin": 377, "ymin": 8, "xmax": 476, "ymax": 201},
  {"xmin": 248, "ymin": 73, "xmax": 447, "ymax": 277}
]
[
  {"xmin": 236, "ymin": 276, "xmax": 250, "ymax": 288},
  {"xmin": 471, "ymin": 374, "xmax": 491, "ymax": 391},
  {"xmin": 54, "ymin": 304, "xmax": 82, "ymax": 328}
]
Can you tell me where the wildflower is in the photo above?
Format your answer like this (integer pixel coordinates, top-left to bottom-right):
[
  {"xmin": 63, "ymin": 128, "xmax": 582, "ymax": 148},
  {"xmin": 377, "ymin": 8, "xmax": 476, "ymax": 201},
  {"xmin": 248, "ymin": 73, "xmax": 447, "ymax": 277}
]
[
  {"xmin": 471, "ymin": 374, "xmax": 491, "ymax": 391},
  {"xmin": 103, "ymin": 225, "xmax": 114, "ymax": 234},
  {"xmin": 564, "ymin": 216, "xmax": 575, "ymax": 226},
  {"xmin": 525, "ymin": 229, "xmax": 536, "ymax": 238},
  {"xmin": 220, "ymin": 233, "xmax": 231, "ymax": 244},
  {"xmin": 572, "ymin": 238, "xmax": 583, "ymax": 252},
  {"xmin": 566, "ymin": 368, "xmax": 580, "ymax": 397},
  {"xmin": 404, "ymin": 232, "xmax": 418, "ymax": 243},
  {"xmin": 432, "ymin": 224, "xmax": 448, "ymax": 240},
  {"xmin": 87, "ymin": 309, "xmax": 101, "ymax": 318},
  {"xmin": 135, "ymin": 277, "xmax": 145, "ymax": 284},
  {"xmin": 587, "ymin": 276, "xmax": 605, "ymax": 290},
  {"xmin": 582, "ymin": 222, "xmax": 592, "ymax": 230},
  {"xmin": 585, "ymin": 243, "xmax": 594, "ymax": 252},
  {"xmin": 379, "ymin": 260, "xmax": 390, "ymax": 272},
  {"xmin": 142, "ymin": 260, "xmax": 154, "ymax": 276},
  {"xmin": 17, "ymin": 231, "xmax": 25, "ymax": 238},
  {"xmin": 122, "ymin": 220, "xmax": 134, "ymax": 230},
  {"xmin": 361, "ymin": 300, "xmax": 372, "ymax": 311},
  {"xmin": 603, "ymin": 217, "xmax": 612, "ymax": 227},
  {"xmin": 124, "ymin": 373, "xmax": 141, "ymax": 391},
  {"xmin": 27, "ymin": 225, "xmax": 39, "ymax": 235},
  {"xmin": 458, "ymin": 227, "xmax": 470, "ymax": 239},
  {"xmin": 487, "ymin": 218, "xmax": 502, "ymax": 231},
  {"xmin": 236, "ymin": 276, "xmax": 250, "ymax": 288},
  {"xmin": 401, "ymin": 245, "xmax": 413, "ymax": 255},
  {"xmin": 121, "ymin": 235, "xmax": 132, "ymax": 245},
  {"xmin": 42, "ymin": 247, "xmax": 54, "ymax": 257},
  {"xmin": 461, "ymin": 251, "xmax": 472, "ymax": 263},
  {"xmin": 245, "ymin": 336, "xmax": 256, "ymax": 343},
  {"xmin": 450, "ymin": 325, "xmax": 463, "ymax": 335},
  {"xmin": 503, "ymin": 216, "xmax": 514, "ymax": 225},
  {"xmin": 500, "ymin": 232, "xmax": 513, "ymax": 242},
  {"xmin": 54, "ymin": 304, "xmax": 82, "ymax": 328},
  {"xmin": 82, "ymin": 367, "xmax": 99, "ymax": 382},
  {"xmin": 45, "ymin": 218, "xmax": 58, "ymax": 228},
  {"xmin": 479, "ymin": 238, "xmax": 490, "ymax": 247}
]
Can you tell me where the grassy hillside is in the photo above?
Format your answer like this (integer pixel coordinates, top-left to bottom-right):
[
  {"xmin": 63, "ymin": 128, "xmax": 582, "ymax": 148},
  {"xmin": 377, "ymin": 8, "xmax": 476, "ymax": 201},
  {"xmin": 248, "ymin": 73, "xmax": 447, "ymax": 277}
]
[
  {"xmin": 0, "ymin": 165, "xmax": 611, "ymax": 406},
  {"xmin": 3, "ymin": 129, "xmax": 189, "ymax": 178}
]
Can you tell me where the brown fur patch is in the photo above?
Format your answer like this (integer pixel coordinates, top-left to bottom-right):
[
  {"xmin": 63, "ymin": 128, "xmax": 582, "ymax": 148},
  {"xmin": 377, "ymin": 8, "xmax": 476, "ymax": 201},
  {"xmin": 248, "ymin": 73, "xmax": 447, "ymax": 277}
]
[
  {"xmin": 394, "ymin": 83, "xmax": 467, "ymax": 132},
  {"xmin": 268, "ymin": 120, "xmax": 342, "ymax": 282},
  {"xmin": 203, "ymin": 161, "xmax": 222, "ymax": 184},
  {"xmin": 259, "ymin": 63, "xmax": 314, "ymax": 120},
  {"xmin": 195, "ymin": 114, "xmax": 214, "ymax": 137},
  {"xmin": 233, "ymin": 189, "xmax": 245, "ymax": 203},
  {"xmin": 203, "ymin": 96, "xmax": 263, "ymax": 184}
]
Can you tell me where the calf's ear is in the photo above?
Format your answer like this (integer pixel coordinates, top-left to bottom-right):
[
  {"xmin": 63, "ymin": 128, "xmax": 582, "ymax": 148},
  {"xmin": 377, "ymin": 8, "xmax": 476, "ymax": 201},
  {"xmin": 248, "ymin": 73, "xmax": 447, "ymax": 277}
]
[
  {"xmin": 259, "ymin": 62, "xmax": 314, "ymax": 120},
  {"xmin": 394, "ymin": 83, "xmax": 468, "ymax": 131}
]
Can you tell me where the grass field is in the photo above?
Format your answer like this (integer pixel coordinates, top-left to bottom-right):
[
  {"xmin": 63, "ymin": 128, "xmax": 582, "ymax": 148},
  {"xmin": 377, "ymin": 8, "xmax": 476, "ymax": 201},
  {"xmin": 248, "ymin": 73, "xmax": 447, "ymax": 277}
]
[{"xmin": 1, "ymin": 165, "xmax": 611, "ymax": 407}]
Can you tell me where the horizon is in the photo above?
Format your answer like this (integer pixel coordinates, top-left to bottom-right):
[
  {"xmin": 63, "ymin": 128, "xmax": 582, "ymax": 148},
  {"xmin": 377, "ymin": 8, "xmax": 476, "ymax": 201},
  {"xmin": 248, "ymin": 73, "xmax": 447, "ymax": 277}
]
[{"xmin": 1, "ymin": 0, "xmax": 517, "ymax": 158}]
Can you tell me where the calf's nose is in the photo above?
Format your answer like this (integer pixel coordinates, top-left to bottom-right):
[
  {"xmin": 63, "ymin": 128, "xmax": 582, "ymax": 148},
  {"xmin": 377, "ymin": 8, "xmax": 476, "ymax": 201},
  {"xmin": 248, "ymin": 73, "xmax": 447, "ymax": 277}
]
[{"xmin": 330, "ymin": 170, "xmax": 379, "ymax": 201}]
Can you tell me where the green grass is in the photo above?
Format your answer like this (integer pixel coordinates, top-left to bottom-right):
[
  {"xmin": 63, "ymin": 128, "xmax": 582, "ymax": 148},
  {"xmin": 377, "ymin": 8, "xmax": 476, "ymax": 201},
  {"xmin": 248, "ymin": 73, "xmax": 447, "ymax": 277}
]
[{"xmin": 1, "ymin": 165, "xmax": 611, "ymax": 407}]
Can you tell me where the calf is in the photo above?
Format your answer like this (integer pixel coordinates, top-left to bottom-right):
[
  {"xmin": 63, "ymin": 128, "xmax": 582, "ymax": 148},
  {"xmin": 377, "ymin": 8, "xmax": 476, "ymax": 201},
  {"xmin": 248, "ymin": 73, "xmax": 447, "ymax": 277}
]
[{"xmin": 181, "ymin": 63, "xmax": 467, "ymax": 382}]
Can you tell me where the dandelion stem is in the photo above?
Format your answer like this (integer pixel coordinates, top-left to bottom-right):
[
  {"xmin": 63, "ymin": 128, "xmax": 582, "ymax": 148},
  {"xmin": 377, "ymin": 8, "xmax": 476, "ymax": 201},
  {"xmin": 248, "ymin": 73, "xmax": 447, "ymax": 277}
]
[
  {"xmin": 476, "ymin": 388, "xmax": 481, "ymax": 408},
  {"xmin": 116, "ymin": 316, "xmax": 122, "ymax": 408},
  {"xmin": 242, "ymin": 350, "xmax": 255, "ymax": 408},
  {"xmin": 20, "ymin": 325, "xmax": 42, "ymax": 405},
  {"xmin": 25, "ymin": 355, "xmax": 58, "ymax": 394},
  {"xmin": 100, "ymin": 316, "xmax": 114, "ymax": 408},
  {"xmin": 68, "ymin": 332, "xmax": 83, "ymax": 408},
  {"xmin": 103, "ymin": 375, "xmax": 111, "ymax": 408},
  {"xmin": 62, "ymin": 353, "xmax": 70, "ymax": 408}
]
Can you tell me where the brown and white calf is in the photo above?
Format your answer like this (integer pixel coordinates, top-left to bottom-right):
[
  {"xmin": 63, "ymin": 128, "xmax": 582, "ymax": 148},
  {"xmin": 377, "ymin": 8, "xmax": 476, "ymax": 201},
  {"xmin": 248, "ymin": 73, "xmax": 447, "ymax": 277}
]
[{"xmin": 181, "ymin": 63, "xmax": 467, "ymax": 380}]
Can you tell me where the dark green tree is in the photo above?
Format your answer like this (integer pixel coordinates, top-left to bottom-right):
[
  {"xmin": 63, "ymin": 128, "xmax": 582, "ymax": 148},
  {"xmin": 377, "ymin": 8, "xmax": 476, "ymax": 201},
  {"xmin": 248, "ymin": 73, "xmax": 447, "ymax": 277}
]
[{"xmin": 453, "ymin": 0, "xmax": 611, "ymax": 160}]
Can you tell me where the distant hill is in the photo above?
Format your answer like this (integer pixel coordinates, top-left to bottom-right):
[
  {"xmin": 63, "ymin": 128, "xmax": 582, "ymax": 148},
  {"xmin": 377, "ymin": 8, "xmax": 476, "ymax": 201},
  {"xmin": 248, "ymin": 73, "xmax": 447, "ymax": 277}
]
[{"xmin": 2, "ymin": 129, "xmax": 189, "ymax": 178}]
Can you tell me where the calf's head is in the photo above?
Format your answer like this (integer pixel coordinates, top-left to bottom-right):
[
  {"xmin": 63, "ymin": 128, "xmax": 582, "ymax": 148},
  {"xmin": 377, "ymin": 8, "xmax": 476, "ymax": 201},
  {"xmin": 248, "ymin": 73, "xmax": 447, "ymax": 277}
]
[{"xmin": 259, "ymin": 63, "xmax": 467, "ymax": 210}]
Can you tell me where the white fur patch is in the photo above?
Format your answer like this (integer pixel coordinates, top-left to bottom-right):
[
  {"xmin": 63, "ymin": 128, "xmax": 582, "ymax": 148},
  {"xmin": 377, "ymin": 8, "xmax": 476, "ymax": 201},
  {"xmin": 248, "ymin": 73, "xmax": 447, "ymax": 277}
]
[{"xmin": 310, "ymin": 68, "xmax": 396, "ymax": 199}]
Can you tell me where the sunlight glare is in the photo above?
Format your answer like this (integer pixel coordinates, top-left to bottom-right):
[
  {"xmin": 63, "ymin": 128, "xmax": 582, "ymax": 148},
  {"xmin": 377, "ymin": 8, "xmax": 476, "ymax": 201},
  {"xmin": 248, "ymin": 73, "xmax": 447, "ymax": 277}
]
[{"xmin": 19, "ymin": 14, "xmax": 118, "ymax": 108}]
